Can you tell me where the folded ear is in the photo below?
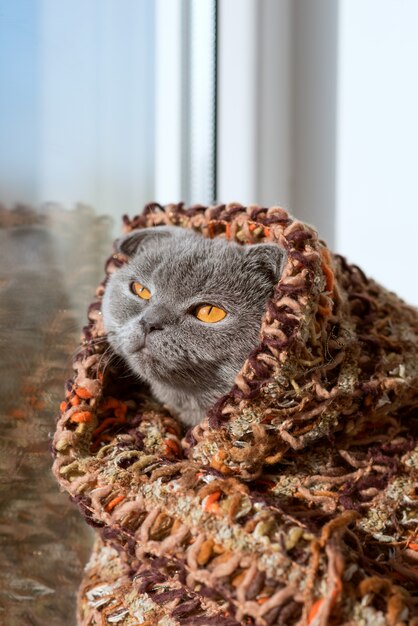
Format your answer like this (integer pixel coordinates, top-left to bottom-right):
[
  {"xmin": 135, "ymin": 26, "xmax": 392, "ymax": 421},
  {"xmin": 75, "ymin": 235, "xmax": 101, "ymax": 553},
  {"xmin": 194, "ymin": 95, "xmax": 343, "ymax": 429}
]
[
  {"xmin": 244, "ymin": 243, "xmax": 286, "ymax": 284},
  {"xmin": 116, "ymin": 226, "xmax": 185, "ymax": 257}
]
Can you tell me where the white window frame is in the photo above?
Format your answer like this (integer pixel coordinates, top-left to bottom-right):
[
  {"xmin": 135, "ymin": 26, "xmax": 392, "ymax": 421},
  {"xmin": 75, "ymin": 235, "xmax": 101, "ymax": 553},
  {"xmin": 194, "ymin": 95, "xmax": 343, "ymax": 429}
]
[{"xmin": 154, "ymin": 0, "xmax": 217, "ymax": 206}]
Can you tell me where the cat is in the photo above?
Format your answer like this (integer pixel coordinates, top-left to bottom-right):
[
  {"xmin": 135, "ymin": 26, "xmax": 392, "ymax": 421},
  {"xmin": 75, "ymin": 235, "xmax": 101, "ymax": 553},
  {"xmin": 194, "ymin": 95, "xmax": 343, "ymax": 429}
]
[{"xmin": 102, "ymin": 226, "xmax": 284, "ymax": 427}]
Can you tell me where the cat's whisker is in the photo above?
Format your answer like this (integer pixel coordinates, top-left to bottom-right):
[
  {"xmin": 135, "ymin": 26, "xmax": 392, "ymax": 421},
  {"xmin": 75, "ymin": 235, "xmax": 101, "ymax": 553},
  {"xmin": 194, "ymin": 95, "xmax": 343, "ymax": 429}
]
[
  {"xmin": 69, "ymin": 335, "xmax": 113, "ymax": 362},
  {"xmin": 97, "ymin": 344, "xmax": 114, "ymax": 368},
  {"xmin": 96, "ymin": 343, "xmax": 126, "ymax": 379}
]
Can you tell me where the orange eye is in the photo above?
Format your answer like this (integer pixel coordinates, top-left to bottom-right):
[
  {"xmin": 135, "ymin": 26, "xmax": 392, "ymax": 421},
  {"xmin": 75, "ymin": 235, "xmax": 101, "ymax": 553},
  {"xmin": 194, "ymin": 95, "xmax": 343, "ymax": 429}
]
[
  {"xmin": 193, "ymin": 304, "xmax": 227, "ymax": 323},
  {"xmin": 131, "ymin": 281, "xmax": 151, "ymax": 300}
]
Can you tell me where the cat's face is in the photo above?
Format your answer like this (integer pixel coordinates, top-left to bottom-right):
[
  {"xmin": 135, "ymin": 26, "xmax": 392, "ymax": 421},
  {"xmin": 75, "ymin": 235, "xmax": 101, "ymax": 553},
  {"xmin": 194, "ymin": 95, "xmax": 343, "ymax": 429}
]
[{"xmin": 102, "ymin": 227, "xmax": 284, "ymax": 424}]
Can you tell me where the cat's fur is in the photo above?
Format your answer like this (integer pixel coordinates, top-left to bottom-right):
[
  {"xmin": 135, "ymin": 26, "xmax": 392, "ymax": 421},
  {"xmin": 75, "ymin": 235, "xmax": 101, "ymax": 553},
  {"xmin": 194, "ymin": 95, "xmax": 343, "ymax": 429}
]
[{"xmin": 102, "ymin": 227, "xmax": 284, "ymax": 426}]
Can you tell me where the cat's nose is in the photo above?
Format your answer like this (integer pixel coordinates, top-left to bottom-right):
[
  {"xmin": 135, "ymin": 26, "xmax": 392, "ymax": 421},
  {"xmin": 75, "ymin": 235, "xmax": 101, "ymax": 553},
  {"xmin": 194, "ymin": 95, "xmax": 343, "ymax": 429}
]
[
  {"xmin": 140, "ymin": 319, "xmax": 163, "ymax": 334},
  {"xmin": 139, "ymin": 304, "xmax": 170, "ymax": 335}
]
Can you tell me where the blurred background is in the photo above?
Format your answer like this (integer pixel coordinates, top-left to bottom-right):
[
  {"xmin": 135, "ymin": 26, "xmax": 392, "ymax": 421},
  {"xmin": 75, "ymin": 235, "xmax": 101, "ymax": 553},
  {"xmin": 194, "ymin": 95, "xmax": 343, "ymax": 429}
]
[
  {"xmin": 1, "ymin": 0, "xmax": 417, "ymax": 303},
  {"xmin": 0, "ymin": 2, "xmax": 417, "ymax": 624}
]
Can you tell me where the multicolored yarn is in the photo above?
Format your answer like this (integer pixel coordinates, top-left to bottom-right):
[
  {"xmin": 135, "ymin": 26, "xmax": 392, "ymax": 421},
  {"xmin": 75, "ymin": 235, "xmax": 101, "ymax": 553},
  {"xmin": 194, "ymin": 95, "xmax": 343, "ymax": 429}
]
[{"xmin": 52, "ymin": 203, "xmax": 418, "ymax": 626}]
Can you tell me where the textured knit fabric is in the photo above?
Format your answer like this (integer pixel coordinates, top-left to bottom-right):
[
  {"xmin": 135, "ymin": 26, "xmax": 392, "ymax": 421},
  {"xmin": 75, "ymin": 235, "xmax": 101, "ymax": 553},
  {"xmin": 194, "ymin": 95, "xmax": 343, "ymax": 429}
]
[{"xmin": 52, "ymin": 203, "xmax": 418, "ymax": 626}]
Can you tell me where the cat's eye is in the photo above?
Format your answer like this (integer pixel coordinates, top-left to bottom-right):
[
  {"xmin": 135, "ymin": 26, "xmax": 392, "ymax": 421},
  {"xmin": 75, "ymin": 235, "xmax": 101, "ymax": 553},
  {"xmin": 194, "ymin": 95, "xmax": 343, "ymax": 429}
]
[
  {"xmin": 131, "ymin": 281, "xmax": 151, "ymax": 300},
  {"xmin": 193, "ymin": 304, "xmax": 227, "ymax": 323}
]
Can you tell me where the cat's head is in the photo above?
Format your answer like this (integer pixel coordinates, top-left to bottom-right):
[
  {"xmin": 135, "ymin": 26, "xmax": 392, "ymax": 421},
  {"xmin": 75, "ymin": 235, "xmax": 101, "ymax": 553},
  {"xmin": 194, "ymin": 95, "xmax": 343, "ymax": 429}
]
[{"xmin": 102, "ymin": 226, "xmax": 284, "ymax": 423}]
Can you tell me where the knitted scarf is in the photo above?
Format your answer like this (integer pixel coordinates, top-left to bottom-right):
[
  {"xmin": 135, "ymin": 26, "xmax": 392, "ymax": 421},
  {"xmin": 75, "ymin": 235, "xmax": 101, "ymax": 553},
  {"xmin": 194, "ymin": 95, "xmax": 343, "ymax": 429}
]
[{"xmin": 52, "ymin": 203, "xmax": 418, "ymax": 626}]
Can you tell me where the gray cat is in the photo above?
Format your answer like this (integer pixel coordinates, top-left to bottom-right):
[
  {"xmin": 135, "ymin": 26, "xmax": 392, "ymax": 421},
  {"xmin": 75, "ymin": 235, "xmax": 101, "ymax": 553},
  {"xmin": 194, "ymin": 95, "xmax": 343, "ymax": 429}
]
[{"xmin": 102, "ymin": 227, "xmax": 284, "ymax": 427}]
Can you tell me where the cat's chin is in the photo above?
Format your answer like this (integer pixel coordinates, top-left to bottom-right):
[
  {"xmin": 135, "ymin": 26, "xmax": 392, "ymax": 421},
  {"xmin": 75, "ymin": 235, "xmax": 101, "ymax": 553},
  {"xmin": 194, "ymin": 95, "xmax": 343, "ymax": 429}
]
[{"xmin": 127, "ymin": 349, "xmax": 163, "ymax": 380}]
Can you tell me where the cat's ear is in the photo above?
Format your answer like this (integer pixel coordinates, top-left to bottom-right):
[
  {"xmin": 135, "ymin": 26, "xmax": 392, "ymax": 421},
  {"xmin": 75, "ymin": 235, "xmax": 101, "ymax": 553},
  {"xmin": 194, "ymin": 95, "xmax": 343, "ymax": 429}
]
[
  {"xmin": 116, "ymin": 226, "xmax": 182, "ymax": 257},
  {"xmin": 244, "ymin": 243, "xmax": 285, "ymax": 284}
]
